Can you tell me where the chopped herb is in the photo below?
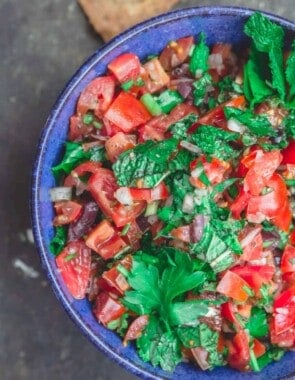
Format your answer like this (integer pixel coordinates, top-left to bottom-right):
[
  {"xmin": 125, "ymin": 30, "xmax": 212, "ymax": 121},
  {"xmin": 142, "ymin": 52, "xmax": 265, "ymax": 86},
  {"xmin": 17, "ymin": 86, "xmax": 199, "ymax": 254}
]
[
  {"xmin": 49, "ymin": 226, "xmax": 67, "ymax": 255},
  {"xmin": 121, "ymin": 79, "xmax": 134, "ymax": 91},
  {"xmin": 121, "ymin": 223, "xmax": 131, "ymax": 236},
  {"xmin": 83, "ymin": 113, "xmax": 94, "ymax": 125},
  {"xmin": 156, "ymin": 90, "xmax": 184, "ymax": 114},
  {"xmin": 140, "ymin": 93, "xmax": 163, "ymax": 116},
  {"xmin": 189, "ymin": 32, "xmax": 209, "ymax": 77},
  {"xmin": 193, "ymin": 72, "xmax": 213, "ymax": 107}
]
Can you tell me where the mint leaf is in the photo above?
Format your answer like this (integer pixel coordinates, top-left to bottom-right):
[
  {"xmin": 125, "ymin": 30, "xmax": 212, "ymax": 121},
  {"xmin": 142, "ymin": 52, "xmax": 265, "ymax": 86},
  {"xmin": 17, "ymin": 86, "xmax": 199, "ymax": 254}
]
[
  {"xmin": 156, "ymin": 90, "xmax": 184, "ymax": 114},
  {"xmin": 283, "ymin": 110, "xmax": 295, "ymax": 139},
  {"xmin": 189, "ymin": 32, "xmax": 209, "ymax": 77},
  {"xmin": 169, "ymin": 113, "xmax": 198, "ymax": 140},
  {"xmin": 49, "ymin": 226, "xmax": 67, "ymax": 255},
  {"xmin": 191, "ymin": 125, "xmax": 240, "ymax": 160},
  {"xmin": 224, "ymin": 107, "xmax": 275, "ymax": 137},
  {"xmin": 193, "ymin": 72, "xmax": 213, "ymax": 106},
  {"xmin": 286, "ymin": 42, "xmax": 295, "ymax": 99}
]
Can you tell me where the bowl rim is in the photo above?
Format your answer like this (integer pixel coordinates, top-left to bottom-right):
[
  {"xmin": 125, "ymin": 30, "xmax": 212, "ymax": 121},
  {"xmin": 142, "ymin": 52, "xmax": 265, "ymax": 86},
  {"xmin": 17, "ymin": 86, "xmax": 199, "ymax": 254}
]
[{"xmin": 31, "ymin": 5, "xmax": 295, "ymax": 379}]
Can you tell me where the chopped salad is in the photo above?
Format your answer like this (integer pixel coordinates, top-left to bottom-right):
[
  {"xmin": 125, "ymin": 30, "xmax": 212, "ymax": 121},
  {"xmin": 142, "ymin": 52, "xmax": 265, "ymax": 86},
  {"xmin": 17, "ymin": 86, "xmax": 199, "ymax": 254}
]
[{"xmin": 49, "ymin": 12, "xmax": 295, "ymax": 373}]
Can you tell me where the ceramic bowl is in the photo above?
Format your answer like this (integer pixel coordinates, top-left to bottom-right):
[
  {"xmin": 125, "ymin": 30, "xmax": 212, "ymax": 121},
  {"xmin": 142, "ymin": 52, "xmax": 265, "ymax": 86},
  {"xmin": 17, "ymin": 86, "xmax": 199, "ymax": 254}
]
[{"xmin": 31, "ymin": 6, "xmax": 295, "ymax": 380}]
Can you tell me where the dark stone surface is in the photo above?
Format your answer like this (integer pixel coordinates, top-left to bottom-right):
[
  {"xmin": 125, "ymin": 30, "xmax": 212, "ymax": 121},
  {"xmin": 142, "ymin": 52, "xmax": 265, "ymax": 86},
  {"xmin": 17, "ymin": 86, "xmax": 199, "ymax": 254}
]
[{"xmin": 0, "ymin": 1, "xmax": 294, "ymax": 379}]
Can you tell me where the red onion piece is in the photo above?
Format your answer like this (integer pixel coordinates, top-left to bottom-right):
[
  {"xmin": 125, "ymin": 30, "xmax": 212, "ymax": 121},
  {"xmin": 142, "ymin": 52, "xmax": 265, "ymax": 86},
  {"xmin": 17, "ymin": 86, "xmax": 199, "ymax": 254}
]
[
  {"xmin": 191, "ymin": 347, "xmax": 210, "ymax": 370},
  {"xmin": 68, "ymin": 201, "xmax": 99, "ymax": 241},
  {"xmin": 190, "ymin": 215, "xmax": 209, "ymax": 243}
]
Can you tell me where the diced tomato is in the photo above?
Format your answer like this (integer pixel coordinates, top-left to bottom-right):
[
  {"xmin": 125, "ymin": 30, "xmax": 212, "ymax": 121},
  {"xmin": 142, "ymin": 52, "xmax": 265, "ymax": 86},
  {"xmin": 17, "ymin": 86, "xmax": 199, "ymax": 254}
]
[
  {"xmin": 102, "ymin": 267, "xmax": 129, "ymax": 295},
  {"xmin": 123, "ymin": 315, "xmax": 149, "ymax": 344},
  {"xmin": 104, "ymin": 92, "xmax": 151, "ymax": 132},
  {"xmin": 143, "ymin": 58, "xmax": 170, "ymax": 93},
  {"xmin": 247, "ymin": 173, "xmax": 291, "ymax": 231},
  {"xmin": 270, "ymin": 317, "xmax": 295, "ymax": 347},
  {"xmin": 159, "ymin": 36, "xmax": 194, "ymax": 71},
  {"xmin": 171, "ymin": 225, "xmax": 191, "ymax": 243},
  {"xmin": 198, "ymin": 96, "xmax": 245, "ymax": 128},
  {"xmin": 190, "ymin": 156, "xmax": 230, "ymax": 187},
  {"xmin": 108, "ymin": 53, "xmax": 141, "ymax": 83},
  {"xmin": 53, "ymin": 200, "xmax": 82, "ymax": 226},
  {"xmin": 69, "ymin": 115, "xmax": 93, "ymax": 141},
  {"xmin": 281, "ymin": 245, "xmax": 295, "ymax": 274},
  {"xmin": 123, "ymin": 221, "xmax": 142, "ymax": 251},
  {"xmin": 282, "ymin": 140, "xmax": 295, "ymax": 165},
  {"xmin": 88, "ymin": 169, "xmax": 145, "ymax": 227},
  {"xmin": 217, "ymin": 271, "xmax": 250, "ymax": 302},
  {"xmin": 102, "ymin": 117, "xmax": 123, "ymax": 137},
  {"xmin": 230, "ymin": 265, "xmax": 275, "ymax": 294},
  {"xmin": 230, "ymin": 187, "xmax": 251, "ymax": 219},
  {"xmin": 85, "ymin": 220, "xmax": 127, "ymax": 259},
  {"xmin": 274, "ymin": 287, "xmax": 295, "ymax": 334},
  {"xmin": 64, "ymin": 161, "xmax": 102, "ymax": 187},
  {"xmin": 93, "ymin": 292, "xmax": 126, "ymax": 326},
  {"xmin": 237, "ymin": 304, "xmax": 252, "ymax": 319},
  {"xmin": 77, "ymin": 76, "xmax": 115, "ymax": 117},
  {"xmin": 56, "ymin": 240, "xmax": 91, "ymax": 299},
  {"xmin": 239, "ymin": 226, "xmax": 263, "ymax": 262},
  {"xmin": 244, "ymin": 150, "xmax": 282, "ymax": 196},
  {"xmin": 105, "ymin": 132, "xmax": 136, "ymax": 162},
  {"xmin": 283, "ymin": 272, "xmax": 295, "ymax": 288},
  {"xmin": 253, "ymin": 339, "xmax": 266, "ymax": 358},
  {"xmin": 227, "ymin": 330, "xmax": 250, "ymax": 371},
  {"xmin": 236, "ymin": 148, "xmax": 259, "ymax": 177},
  {"xmin": 221, "ymin": 302, "xmax": 241, "ymax": 328},
  {"xmin": 138, "ymin": 124, "xmax": 165, "ymax": 142},
  {"xmin": 290, "ymin": 229, "xmax": 295, "ymax": 245},
  {"xmin": 129, "ymin": 182, "xmax": 169, "ymax": 202},
  {"xmin": 210, "ymin": 43, "xmax": 236, "ymax": 78}
]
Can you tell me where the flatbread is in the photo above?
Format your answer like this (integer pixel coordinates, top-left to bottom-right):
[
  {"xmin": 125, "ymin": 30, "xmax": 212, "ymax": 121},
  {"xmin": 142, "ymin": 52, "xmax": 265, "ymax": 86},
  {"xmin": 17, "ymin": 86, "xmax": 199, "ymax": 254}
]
[{"xmin": 78, "ymin": 0, "xmax": 179, "ymax": 41}]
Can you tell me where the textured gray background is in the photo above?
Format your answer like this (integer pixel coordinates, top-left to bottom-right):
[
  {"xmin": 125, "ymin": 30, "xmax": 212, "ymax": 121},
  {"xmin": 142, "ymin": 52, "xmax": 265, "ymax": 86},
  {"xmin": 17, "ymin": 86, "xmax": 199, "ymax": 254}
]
[{"xmin": 1, "ymin": 1, "xmax": 295, "ymax": 380}]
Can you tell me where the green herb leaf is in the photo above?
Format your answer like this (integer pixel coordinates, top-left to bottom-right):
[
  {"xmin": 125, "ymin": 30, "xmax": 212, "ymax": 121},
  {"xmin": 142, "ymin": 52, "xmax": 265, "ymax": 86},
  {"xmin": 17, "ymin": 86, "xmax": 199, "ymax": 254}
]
[
  {"xmin": 156, "ymin": 90, "xmax": 184, "ymax": 114},
  {"xmin": 169, "ymin": 113, "xmax": 198, "ymax": 140},
  {"xmin": 191, "ymin": 125, "xmax": 240, "ymax": 160},
  {"xmin": 49, "ymin": 226, "xmax": 67, "ymax": 255},
  {"xmin": 189, "ymin": 32, "xmax": 209, "ymax": 77},
  {"xmin": 256, "ymin": 347, "xmax": 285, "ymax": 370},
  {"xmin": 246, "ymin": 306, "xmax": 269, "ymax": 338},
  {"xmin": 170, "ymin": 300, "xmax": 209, "ymax": 326},
  {"xmin": 193, "ymin": 72, "xmax": 213, "ymax": 106},
  {"xmin": 177, "ymin": 326, "xmax": 201, "ymax": 348},
  {"xmin": 286, "ymin": 42, "xmax": 295, "ymax": 99}
]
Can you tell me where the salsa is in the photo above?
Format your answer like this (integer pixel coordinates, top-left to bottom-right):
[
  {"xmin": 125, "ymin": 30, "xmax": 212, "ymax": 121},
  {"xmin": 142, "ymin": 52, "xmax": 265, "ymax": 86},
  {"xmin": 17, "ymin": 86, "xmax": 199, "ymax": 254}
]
[{"xmin": 50, "ymin": 12, "xmax": 295, "ymax": 373}]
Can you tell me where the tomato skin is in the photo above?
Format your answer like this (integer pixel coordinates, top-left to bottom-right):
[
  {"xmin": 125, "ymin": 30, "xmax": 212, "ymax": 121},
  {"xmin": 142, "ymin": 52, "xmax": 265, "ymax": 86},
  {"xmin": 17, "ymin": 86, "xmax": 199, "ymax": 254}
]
[
  {"xmin": 53, "ymin": 201, "xmax": 82, "ymax": 226},
  {"xmin": 69, "ymin": 115, "xmax": 93, "ymax": 141},
  {"xmin": 93, "ymin": 292, "xmax": 126, "ymax": 326},
  {"xmin": 85, "ymin": 220, "xmax": 127, "ymax": 259},
  {"xmin": 244, "ymin": 150, "xmax": 282, "ymax": 196},
  {"xmin": 270, "ymin": 317, "xmax": 295, "ymax": 347},
  {"xmin": 64, "ymin": 161, "xmax": 102, "ymax": 188},
  {"xmin": 102, "ymin": 267, "xmax": 130, "ymax": 295},
  {"xmin": 56, "ymin": 241, "xmax": 91, "ymax": 299},
  {"xmin": 190, "ymin": 156, "xmax": 230, "ymax": 187},
  {"xmin": 123, "ymin": 221, "xmax": 142, "ymax": 251},
  {"xmin": 290, "ymin": 229, "xmax": 295, "ymax": 245},
  {"xmin": 105, "ymin": 132, "xmax": 136, "ymax": 162},
  {"xmin": 230, "ymin": 188, "xmax": 251, "ymax": 219},
  {"xmin": 108, "ymin": 53, "xmax": 141, "ymax": 83},
  {"xmin": 230, "ymin": 265, "xmax": 275, "ymax": 294},
  {"xmin": 217, "ymin": 271, "xmax": 250, "ymax": 302},
  {"xmin": 274, "ymin": 287, "xmax": 295, "ymax": 334},
  {"xmin": 281, "ymin": 245, "xmax": 295, "ymax": 274},
  {"xmin": 221, "ymin": 302, "xmax": 241, "ymax": 328},
  {"xmin": 282, "ymin": 140, "xmax": 295, "ymax": 165},
  {"xmin": 123, "ymin": 315, "xmax": 149, "ymax": 344},
  {"xmin": 88, "ymin": 169, "xmax": 145, "ymax": 227},
  {"xmin": 77, "ymin": 76, "xmax": 115, "ymax": 117},
  {"xmin": 253, "ymin": 339, "xmax": 266, "ymax": 358},
  {"xmin": 227, "ymin": 330, "xmax": 250, "ymax": 371},
  {"xmin": 239, "ymin": 226, "xmax": 263, "ymax": 261},
  {"xmin": 159, "ymin": 36, "xmax": 194, "ymax": 71},
  {"xmin": 142, "ymin": 58, "xmax": 170, "ymax": 93},
  {"xmin": 104, "ymin": 92, "xmax": 151, "ymax": 132},
  {"xmin": 129, "ymin": 182, "xmax": 169, "ymax": 203}
]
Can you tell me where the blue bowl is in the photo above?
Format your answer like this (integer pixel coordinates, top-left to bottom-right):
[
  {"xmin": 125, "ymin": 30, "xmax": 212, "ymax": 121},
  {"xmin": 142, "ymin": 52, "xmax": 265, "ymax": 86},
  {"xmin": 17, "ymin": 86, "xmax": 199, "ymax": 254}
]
[{"xmin": 31, "ymin": 6, "xmax": 295, "ymax": 380}]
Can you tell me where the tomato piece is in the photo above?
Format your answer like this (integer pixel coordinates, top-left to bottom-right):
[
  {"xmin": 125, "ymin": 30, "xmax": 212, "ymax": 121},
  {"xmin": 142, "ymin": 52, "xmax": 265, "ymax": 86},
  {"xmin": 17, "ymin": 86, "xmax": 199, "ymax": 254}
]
[
  {"xmin": 123, "ymin": 315, "xmax": 149, "ymax": 344},
  {"xmin": 253, "ymin": 339, "xmax": 266, "ymax": 358},
  {"xmin": 159, "ymin": 36, "xmax": 194, "ymax": 71},
  {"xmin": 93, "ymin": 292, "xmax": 126, "ymax": 326},
  {"xmin": 244, "ymin": 150, "xmax": 282, "ymax": 196},
  {"xmin": 104, "ymin": 92, "xmax": 151, "ymax": 132},
  {"xmin": 108, "ymin": 53, "xmax": 141, "ymax": 83},
  {"xmin": 123, "ymin": 221, "xmax": 142, "ymax": 251},
  {"xmin": 85, "ymin": 220, "xmax": 127, "ymax": 259},
  {"xmin": 105, "ymin": 132, "xmax": 136, "ymax": 162},
  {"xmin": 198, "ymin": 96, "xmax": 245, "ymax": 128},
  {"xmin": 237, "ymin": 304, "xmax": 252, "ymax": 319},
  {"xmin": 281, "ymin": 245, "xmax": 295, "ymax": 274},
  {"xmin": 190, "ymin": 156, "xmax": 230, "ymax": 187},
  {"xmin": 290, "ymin": 229, "xmax": 295, "ymax": 245},
  {"xmin": 64, "ymin": 161, "xmax": 102, "ymax": 188},
  {"xmin": 239, "ymin": 226, "xmax": 263, "ymax": 261},
  {"xmin": 129, "ymin": 182, "xmax": 169, "ymax": 202},
  {"xmin": 274, "ymin": 287, "xmax": 295, "ymax": 334},
  {"xmin": 231, "ymin": 265, "xmax": 275, "ymax": 293},
  {"xmin": 230, "ymin": 188, "xmax": 251, "ymax": 219},
  {"xmin": 282, "ymin": 140, "xmax": 295, "ymax": 165},
  {"xmin": 210, "ymin": 43, "xmax": 236, "ymax": 78},
  {"xmin": 247, "ymin": 173, "xmax": 291, "ymax": 231},
  {"xmin": 69, "ymin": 115, "xmax": 93, "ymax": 141},
  {"xmin": 270, "ymin": 317, "xmax": 295, "ymax": 347},
  {"xmin": 283, "ymin": 272, "xmax": 295, "ymax": 288},
  {"xmin": 171, "ymin": 225, "xmax": 191, "ymax": 243},
  {"xmin": 53, "ymin": 200, "xmax": 82, "ymax": 226},
  {"xmin": 77, "ymin": 76, "xmax": 115, "ymax": 117},
  {"xmin": 56, "ymin": 241, "xmax": 91, "ymax": 299},
  {"xmin": 227, "ymin": 330, "xmax": 250, "ymax": 371},
  {"xmin": 221, "ymin": 301, "xmax": 241, "ymax": 328},
  {"xmin": 217, "ymin": 271, "xmax": 250, "ymax": 302},
  {"xmin": 102, "ymin": 267, "xmax": 129, "ymax": 295},
  {"xmin": 88, "ymin": 169, "xmax": 145, "ymax": 227},
  {"xmin": 142, "ymin": 58, "xmax": 170, "ymax": 93}
]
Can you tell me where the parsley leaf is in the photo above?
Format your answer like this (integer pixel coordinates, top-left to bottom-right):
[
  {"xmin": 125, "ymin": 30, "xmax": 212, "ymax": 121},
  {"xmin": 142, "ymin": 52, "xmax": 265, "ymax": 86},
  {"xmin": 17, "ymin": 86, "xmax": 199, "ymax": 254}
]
[
  {"xmin": 256, "ymin": 347, "xmax": 285, "ymax": 371},
  {"xmin": 283, "ymin": 110, "xmax": 295, "ymax": 139},
  {"xmin": 244, "ymin": 12, "xmax": 286, "ymax": 101},
  {"xmin": 189, "ymin": 32, "xmax": 209, "ymax": 77},
  {"xmin": 170, "ymin": 300, "xmax": 209, "ymax": 326},
  {"xmin": 246, "ymin": 307, "xmax": 269, "ymax": 338},
  {"xmin": 224, "ymin": 107, "xmax": 275, "ymax": 137},
  {"xmin": 286, "ymin": 42, "xmax": 295, "ymax": 99},
  {"xmin": 49, "ymin": 226, "xmax": 67, "ymax": 255},
  {"xmin": 191, "ymin": 125, "xmax": 240, "ymax": 160}
]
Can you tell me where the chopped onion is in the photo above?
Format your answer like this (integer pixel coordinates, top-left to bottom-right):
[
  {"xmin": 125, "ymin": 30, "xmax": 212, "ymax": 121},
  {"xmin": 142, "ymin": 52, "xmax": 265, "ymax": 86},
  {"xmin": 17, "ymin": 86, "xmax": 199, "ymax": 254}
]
[
  {"xmin": 180, "ymin": 140, "xmax": 202, "ymax": 154},
  {"xmin": 49, "ymin": 186, "xmax": 72, "ymax": 202},
  {"xmin": 191, "ymin": 214, "xmax": 208, "ymax": 242},
  {"xmin": 208, "ymin": 53, "xmax": 224, "ymax": 74},
  {"xmin": 144, "ymin": 201, "xmax": 159, "ymax": 217},
  {"xmin": 194, "ymin": 188, "xmax": 208, "ymax": 206},
  {"xmin": 114, "ymin": 187, "xmax": 133, "ymax": 205},
  {"xmin": 147, "ymin": 215, "xmax": 158, "ymax": 225},
  {"xmin": 191, "ymin": 166, "xmax": 204, "ymax": 178},
  {"xmin": 240, "ymin": 227, "xmax": 261, "ymax": 248},
  {"xmin": 182, "ymin": 193, "xmax": 194, "ymax": 214},
  {"xmin": 227, "ymin": 118, "xmax": 246, "ymax": 133},
  {"xmin": 191, "ymin": 347, "xmax": 210, "ymax": 370}
]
